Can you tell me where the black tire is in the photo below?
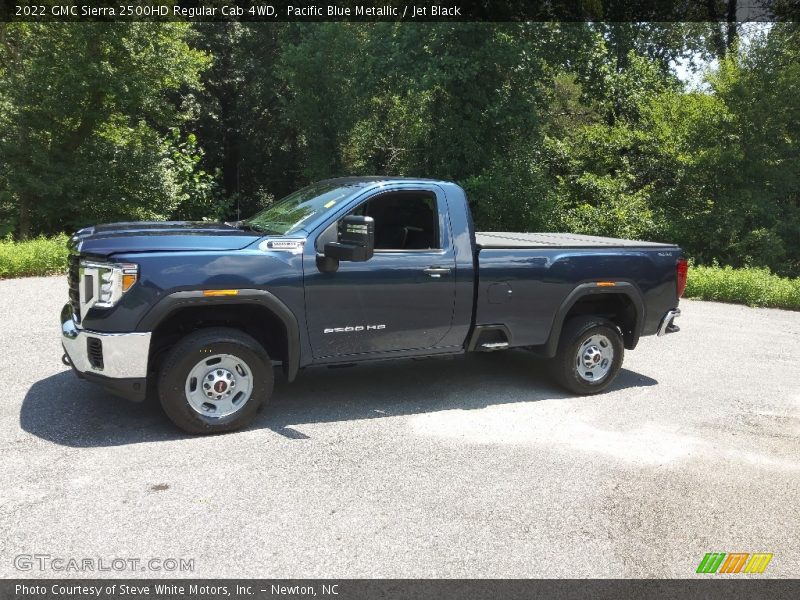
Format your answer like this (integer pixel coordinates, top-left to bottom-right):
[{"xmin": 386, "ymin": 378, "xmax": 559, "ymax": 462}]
[
  {"xmin": 552, "ymin": 316, "xmax": 624, "ymax": 395},
  {"xmin": 157, "ymin": 327, "xmax": 273, "ymax": 434}
]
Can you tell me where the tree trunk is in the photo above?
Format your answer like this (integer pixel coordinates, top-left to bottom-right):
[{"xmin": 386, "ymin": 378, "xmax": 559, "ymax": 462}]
[
  {"xmin": 222, "ymin": 123, "xmax": 240, "ymax": 198},
  {"xmin": 725, "ymin": 0, "xmax": 738, "ymax": 54},
  {"xmin": 17, "ymin": 193, "xmax": 32, "ymax": 240},
  {"xmin": 707, "ymin": 0, "xmax": 728, "ymax": 58}
]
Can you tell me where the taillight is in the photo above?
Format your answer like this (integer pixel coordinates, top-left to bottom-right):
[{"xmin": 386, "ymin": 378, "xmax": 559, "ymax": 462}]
[{"xmin": 676, "ymin": 258, "xmax": 688, "ymax": 298}]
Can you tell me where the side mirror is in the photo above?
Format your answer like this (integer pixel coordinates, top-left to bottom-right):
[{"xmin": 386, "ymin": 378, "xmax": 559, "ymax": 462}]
[{"xmin": 324, "ymin": 215, "xmax": 375, "ymax": 263}]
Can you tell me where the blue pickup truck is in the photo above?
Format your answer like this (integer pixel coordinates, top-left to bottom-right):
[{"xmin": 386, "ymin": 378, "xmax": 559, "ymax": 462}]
[{"xmin": 61, "ymin": 177, "xmax": 686, "ymax": 433}]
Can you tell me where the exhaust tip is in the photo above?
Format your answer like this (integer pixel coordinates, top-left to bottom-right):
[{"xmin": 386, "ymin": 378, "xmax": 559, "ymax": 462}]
[{"xmin": 62, "ymin": 353, "xmax": 71, "ymax": 366}]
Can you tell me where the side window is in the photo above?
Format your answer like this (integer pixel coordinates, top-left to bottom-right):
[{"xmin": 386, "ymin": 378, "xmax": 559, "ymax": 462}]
[
  {"xmin": 315, "ymin": 191, "xmax": 440, "ymax": 252},
  {"xmin": 362, "ymin": 191, "xmax": 439, "ymax": 250}
]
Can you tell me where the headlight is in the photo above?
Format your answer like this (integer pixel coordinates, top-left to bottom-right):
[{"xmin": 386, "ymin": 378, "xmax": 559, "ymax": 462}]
[{"xmin": 80, "ymin": 261, "xmax": 138, "ymax": 311}]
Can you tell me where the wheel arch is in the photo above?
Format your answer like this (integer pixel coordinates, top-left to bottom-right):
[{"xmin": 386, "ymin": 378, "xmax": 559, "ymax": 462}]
[
  {"xmin": 543, "ymin": 282, "xmax": 644, "ymax": 357},
  {"xmin": 137, "ymin": 290, "xmax": 300, "ymax": 382}
]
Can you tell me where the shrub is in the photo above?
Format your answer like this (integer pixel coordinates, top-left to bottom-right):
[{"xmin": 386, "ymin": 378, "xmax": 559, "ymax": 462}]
[
  {"xmin": 0, "ymin": 234, "xmax": 70, "ymax": 278},
  {"xmin": 685, "ymin": 264, "xmax": 800, "ymax": 310}
]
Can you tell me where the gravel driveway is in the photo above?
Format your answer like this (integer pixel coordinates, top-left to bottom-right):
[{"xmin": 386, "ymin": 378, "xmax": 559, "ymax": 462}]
[{"xmin": 1, "ymin": 276, "xmax": 798, "ymax": 578}]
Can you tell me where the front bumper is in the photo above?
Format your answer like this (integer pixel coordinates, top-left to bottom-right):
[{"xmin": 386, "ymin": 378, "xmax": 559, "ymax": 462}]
[{"xmin": 61, "ymin": 303, "xmax": 152, "ymax": 401}]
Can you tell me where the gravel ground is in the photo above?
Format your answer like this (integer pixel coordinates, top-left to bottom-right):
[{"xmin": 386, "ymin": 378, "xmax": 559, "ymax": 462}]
[{"xmin": 1, "ymin": 276, "xmax": 798, "ymax": 578}]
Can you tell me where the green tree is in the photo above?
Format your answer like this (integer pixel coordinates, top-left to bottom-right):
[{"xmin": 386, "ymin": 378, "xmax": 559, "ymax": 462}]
[
  {"xmin": 341, "ymin": 23, "xmax": 555, "ymax": 230},
  {"xmin": 0, "ymin": 23, "xmax": 214, "ymax": 237},
  {"xmin": 668, "ymin": 24, "xmax": 800, "ymax": 274}
]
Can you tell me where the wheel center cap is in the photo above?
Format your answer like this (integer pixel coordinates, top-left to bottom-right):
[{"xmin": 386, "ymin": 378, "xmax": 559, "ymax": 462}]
[
  {"xmin": 583, "ymin": 346, "xmax": 602, "ymax": 367},
  {"xmin": 214, "ymin": 380, "xmax": 228, "ymax": 393}
]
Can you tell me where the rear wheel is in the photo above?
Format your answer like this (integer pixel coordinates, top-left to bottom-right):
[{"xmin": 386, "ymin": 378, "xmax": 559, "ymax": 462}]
[
  {"xmin": 158, "ymin": 327, "xmax": 273, "ymax": 434},
  {"xmin": 552, "ymin": 317, "xmax": 624, "ymax": 395}
]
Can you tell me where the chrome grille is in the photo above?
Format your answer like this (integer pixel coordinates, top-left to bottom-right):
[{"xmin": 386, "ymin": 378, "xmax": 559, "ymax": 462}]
[{"xmin": 68, "ymin": 253, "xmax": 81, "ymax": 322}]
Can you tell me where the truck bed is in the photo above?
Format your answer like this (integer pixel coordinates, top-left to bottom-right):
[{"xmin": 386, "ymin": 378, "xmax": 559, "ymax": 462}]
[{"xmin": 476, "ymin": 231, "xmax": 677, "ymax": 249}]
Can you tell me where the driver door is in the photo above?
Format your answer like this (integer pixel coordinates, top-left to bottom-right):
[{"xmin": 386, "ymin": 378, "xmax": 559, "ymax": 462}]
[{"xmin": 303, "ymin": 186, "xmax": 456, "ymax": 359}]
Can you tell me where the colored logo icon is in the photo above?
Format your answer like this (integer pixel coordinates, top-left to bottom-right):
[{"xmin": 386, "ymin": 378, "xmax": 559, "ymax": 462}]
[{"xmin": 696, "ymin": 553, "xmax": 773, "ymax": 574}]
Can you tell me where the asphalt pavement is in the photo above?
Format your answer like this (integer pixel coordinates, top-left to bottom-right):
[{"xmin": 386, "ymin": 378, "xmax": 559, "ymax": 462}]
[{"xmin": 1, "ymin": 276, "xmax": 798, "ymax": 578}]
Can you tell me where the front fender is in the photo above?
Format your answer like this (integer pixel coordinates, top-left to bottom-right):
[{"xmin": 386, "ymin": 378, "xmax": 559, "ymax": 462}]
[{"xmin": 136, "ymin": 289, "xmax": 301, "ymax": 382}]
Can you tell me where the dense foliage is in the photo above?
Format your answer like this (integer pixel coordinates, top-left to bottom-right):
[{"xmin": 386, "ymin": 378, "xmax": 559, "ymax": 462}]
[
  {"xmin": 0, "ymin": 22, "xmax": 798, "ymax": 276},
  {"xmin": 686, "ymin": 264, "xmax": 800, "ymax": 309},
  {"xmin": 0, "ymin": 234, "xmax": 69, "ymax": 278}
]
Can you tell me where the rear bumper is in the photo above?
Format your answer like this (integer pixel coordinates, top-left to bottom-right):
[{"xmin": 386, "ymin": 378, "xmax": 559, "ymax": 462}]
[
  {"xmin": 657, "ymin": 308, "xmax": 681, "ymax": 336},
  {"xmin": 61, "ymin": 303, "xmax": 151, "ymax": 401}
]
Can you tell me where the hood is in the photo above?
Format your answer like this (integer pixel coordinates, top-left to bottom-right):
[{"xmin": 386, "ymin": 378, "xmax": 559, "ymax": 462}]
[{"xmin": 70, "ymin": 221, "xmax": 263, "ymax": 257}]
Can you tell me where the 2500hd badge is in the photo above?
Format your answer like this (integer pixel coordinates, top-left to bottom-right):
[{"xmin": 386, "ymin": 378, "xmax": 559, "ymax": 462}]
[{"xmin": 324, "ymin": 324, "xmax": 387, "ymax": 333}]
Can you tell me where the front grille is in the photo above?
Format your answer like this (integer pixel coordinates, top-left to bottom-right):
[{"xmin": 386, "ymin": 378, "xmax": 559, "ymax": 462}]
[
  {"xmin": 68, "ymin": 253, "xmax": 81, "ymax": 322},
  {"xmin": 87, "ymin": 337, "xmax": 104, "ymax": 369}
]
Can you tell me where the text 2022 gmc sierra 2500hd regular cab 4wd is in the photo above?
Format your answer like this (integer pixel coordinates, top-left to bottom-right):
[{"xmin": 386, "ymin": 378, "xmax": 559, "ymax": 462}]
[{"xmin": 61, "ymin": 177, "xmax": 686, "ymax": 433}]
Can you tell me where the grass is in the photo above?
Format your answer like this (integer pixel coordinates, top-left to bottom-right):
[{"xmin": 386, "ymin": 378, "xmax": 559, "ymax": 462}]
[
  {"xmin": 1, "ymin": 234, "xmax": 799, "ymax": 310},
  {"xmin": 685, "ymin": 264, "xmax": 800, "ymax": 310},
  {"xmin": 0, "ymin": 234, "xmax": 70, "ymax": 279}
]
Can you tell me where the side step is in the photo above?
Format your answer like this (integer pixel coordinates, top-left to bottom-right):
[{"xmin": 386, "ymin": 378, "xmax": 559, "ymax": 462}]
[
  {"xmin": 480, "ymin": 342, "xmax": 509, "ymax": 351},
  {"xmin": 467, "ymin": 324, "xmax": 512, "ymax": 352}
]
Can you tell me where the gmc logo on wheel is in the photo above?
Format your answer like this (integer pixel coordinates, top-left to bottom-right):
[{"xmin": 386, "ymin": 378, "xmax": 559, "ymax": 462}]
[{"xmin": 323, "ymin": 324, "xmax": 386, "ymax": 334}]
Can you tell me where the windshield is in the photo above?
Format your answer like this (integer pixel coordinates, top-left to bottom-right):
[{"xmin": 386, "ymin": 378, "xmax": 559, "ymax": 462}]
[{"xmin": 245, "ymin": 182, "xmax": 360, "ymax": 235}]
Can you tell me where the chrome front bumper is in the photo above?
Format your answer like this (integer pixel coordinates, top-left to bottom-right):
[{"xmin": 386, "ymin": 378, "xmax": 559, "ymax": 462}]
[{"xmin": 61, "ymin": 303, "xmax": 151, "ymax": 379}]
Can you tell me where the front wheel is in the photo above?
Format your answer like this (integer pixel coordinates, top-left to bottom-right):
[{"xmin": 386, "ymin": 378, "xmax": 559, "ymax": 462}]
[
  {"xmin": 552, "ymin": 317, "xmax": 624, "ymax": 395},
  {"xmin": 158, "ymin": 327, "xmax": 273, "ymax": 434}
]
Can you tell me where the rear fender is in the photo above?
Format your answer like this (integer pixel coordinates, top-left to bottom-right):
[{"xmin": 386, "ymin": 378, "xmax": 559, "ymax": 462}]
[{"xmin": 542, "ymin": 282, "xmax": 645, "ymax": 357}]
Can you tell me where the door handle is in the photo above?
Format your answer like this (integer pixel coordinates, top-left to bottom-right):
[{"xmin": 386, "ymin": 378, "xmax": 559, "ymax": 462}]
[{"xmin": 424, "ymin": 266, "xmax": 451, "ymax": 278}]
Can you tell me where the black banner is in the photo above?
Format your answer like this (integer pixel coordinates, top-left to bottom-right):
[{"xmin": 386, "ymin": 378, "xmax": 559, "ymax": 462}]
[
  {"xmin": 5, "ymin": 580, "xmax": 800, "ymax": 600},
  {"xmin": 3, "ymin": 0, "xmax": 800, "ymax": 22}
]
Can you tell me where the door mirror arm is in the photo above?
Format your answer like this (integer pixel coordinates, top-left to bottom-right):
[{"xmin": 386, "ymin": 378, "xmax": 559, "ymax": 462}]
[{"xmin": 316, "ymin": 254, "xmax": 339, "ymax": 273}]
